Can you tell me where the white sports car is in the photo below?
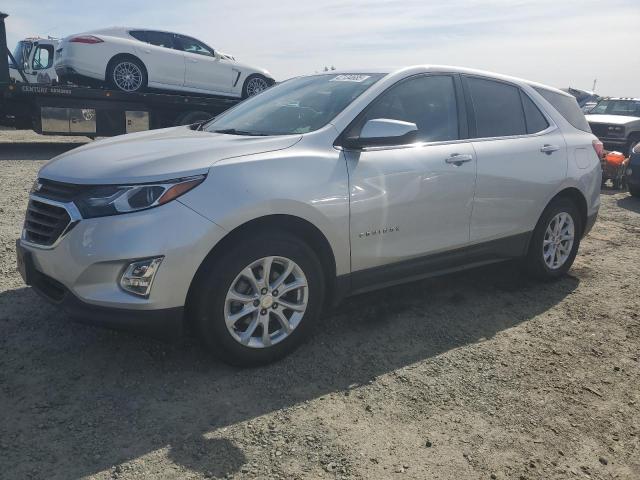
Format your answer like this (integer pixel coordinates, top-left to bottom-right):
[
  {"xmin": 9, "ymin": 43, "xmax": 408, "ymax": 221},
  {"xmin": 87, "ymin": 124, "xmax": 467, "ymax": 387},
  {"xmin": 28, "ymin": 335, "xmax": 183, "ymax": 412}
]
[{"xmin": 54, "ymin": 27, "xmax": 275, "ymax": 97}]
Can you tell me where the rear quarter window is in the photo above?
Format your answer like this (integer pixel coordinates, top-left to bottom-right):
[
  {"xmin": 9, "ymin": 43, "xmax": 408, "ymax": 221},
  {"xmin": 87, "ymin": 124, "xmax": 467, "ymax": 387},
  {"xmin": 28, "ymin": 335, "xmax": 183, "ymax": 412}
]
[{"xmin": 534, "ymin": 87, "xmax": 591, "ymax": 133}]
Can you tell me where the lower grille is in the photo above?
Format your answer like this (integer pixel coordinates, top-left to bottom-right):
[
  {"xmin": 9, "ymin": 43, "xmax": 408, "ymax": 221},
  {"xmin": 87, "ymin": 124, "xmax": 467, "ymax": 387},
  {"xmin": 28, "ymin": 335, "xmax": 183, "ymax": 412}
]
[{"xmin": 23, "ymin": 198, "xmax": 72, "ymax": 247}]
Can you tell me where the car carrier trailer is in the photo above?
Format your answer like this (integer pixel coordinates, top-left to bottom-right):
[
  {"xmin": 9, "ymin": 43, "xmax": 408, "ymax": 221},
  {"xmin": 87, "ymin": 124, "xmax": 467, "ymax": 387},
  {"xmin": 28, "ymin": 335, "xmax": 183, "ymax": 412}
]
[{"xmin": 0, "ymin": 12, "xmax": 241, "ymax": 136}]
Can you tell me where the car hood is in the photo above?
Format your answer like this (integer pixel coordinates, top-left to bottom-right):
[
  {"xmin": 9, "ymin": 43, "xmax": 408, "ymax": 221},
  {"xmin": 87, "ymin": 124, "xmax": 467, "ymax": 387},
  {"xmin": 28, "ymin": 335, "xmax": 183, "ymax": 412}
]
[
  {"xmin": 38, "ymin": 127, "xmax": 302, "ymax": 184},
  {"xmin": 585, "ymin": 114, "xmax": 640, "ymax": 126}
]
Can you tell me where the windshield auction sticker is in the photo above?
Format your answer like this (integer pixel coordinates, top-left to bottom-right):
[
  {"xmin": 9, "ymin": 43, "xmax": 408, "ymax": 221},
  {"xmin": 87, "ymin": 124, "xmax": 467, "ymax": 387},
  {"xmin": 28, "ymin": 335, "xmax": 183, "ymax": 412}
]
[{"xmin": 330, "ymin": 74, "xmax": 371, "ymax": 82}]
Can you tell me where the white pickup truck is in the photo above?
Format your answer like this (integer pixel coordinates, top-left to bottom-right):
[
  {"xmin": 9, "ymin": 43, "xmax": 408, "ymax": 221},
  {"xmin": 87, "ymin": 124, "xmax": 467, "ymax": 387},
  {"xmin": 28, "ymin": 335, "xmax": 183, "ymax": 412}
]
[{"xmin": 10, "ymin": 37, "xmax": 59, "ymax": 84}]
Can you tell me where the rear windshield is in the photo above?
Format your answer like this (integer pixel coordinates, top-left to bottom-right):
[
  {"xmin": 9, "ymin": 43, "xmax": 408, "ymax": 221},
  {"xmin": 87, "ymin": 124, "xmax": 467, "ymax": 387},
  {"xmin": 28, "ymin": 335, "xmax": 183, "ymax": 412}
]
[
  {"xmin": 205, "ymin": 73, "xmax": 385, "ymax": 136},
  {"xmin": 534, "ymin": 87, "xmax": 591, "ymax": 133}
]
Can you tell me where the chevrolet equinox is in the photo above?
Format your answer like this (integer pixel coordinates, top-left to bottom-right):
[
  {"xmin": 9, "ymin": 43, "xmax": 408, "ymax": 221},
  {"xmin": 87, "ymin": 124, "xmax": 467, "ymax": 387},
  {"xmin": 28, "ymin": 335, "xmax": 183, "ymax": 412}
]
[{"xmin": 17, "ymin": 66, "xmax": 602, "ymax": 365}]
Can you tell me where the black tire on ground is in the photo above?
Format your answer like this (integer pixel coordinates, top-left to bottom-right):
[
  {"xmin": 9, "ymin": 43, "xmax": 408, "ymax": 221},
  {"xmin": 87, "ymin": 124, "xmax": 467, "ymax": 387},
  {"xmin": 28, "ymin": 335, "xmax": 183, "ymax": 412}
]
[
  {"xmin": 630, "ymin": 185, "xmax": 640, "ymax": 198},
  {"xmin": 175, "ymin": 110, "xmax": 213, "ymax": 126},
  {"xmin": 106, "ymin": 56, "xmax": 147, "ymax": 93},
  {"xmin": 189, "ymin": 231, "xmax": 325, "ymax": 367},
  {"xmin": 242, "ymin": 74, "xmax": 272, "ymax": 99},
  {"xmin": 524, "ymin": 197, "xmax": 582, "ymax": 281}
]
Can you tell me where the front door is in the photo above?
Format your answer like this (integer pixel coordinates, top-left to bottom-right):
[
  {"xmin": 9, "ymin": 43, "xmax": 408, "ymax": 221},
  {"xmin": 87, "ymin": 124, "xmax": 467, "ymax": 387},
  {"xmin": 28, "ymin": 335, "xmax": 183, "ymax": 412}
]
[
  {"xmin": 345, "ymin": 74, "xmax": 477, "ymax": 273},
  {"xmin": 178, "ymin": 35, "xmax": 232, "ymax": 93}
]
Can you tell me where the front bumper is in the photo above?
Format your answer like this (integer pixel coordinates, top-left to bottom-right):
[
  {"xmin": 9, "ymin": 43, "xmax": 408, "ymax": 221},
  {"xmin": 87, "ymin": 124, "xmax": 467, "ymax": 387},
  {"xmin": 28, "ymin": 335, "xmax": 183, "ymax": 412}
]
[
  {"xmin": 18, "ymin": 243, "xmax": 183, "ymax": 339},
  {"xmin": 18, "ymin": 198, "xmax": 227, "ymax": 335}
]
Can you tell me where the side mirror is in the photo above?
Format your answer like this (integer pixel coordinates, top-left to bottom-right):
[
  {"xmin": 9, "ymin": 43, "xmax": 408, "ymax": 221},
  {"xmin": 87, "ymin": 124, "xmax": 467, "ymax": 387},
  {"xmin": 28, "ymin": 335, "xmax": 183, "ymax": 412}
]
[{"xmin": 342, "ymin": 118, "xmax": 418, "ymax": 150}]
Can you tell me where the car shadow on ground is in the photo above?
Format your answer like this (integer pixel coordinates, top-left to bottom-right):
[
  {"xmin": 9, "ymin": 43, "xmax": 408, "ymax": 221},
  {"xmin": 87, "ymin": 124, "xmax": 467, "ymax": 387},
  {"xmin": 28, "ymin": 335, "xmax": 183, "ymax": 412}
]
[
  {"xmin": 616, "ymin": 194, "xmax": 640, "ymax": 213},
  {"xmin": 0, "ymin": 261, "xmax": 579, "ymax": 479},
  {"xmin": 0, "ymin": 142, "xmax": 87, "ymax": 160}
]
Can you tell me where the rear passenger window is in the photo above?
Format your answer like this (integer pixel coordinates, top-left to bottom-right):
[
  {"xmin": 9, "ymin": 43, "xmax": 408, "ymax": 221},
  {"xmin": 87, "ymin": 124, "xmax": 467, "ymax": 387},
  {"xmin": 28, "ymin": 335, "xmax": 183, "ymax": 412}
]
[
  {"xmin": 352, "ymin": 75, "xmax": 459, "ymax": 143},
  {"xmin": 521, "ymin": 92, "xmax": 549, "ymax": 134},
  {"xmin": 466, "ymin": 77, "xmax": 526, "ymax": 138},
  {"xmin": 533, "ymin": 87, "xmax": 591, "ymax": 133},
  {"xmin": 134, "ymin": 31, "xmax": 174, "ymax": 49}
]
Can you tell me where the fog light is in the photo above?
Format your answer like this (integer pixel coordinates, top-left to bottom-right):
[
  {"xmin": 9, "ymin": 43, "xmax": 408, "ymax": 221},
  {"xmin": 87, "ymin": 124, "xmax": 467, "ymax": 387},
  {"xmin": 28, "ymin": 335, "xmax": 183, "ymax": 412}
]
[{"xmin": 120, "ymin": 257, "xmax": 163, "ymax": 297}]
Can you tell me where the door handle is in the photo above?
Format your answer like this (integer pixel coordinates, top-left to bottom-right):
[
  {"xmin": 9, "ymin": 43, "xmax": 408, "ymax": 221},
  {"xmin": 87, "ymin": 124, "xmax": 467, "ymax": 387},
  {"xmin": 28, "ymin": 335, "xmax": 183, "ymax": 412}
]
[
  {"xmin": 445, "ymin": 153, "xmax": 473, "ymax": 165},
  {"xmin": 189, "ymin": 58, "xmax": 198, "ymax": 63},
  {"xmin": 540, "ymin": 144, "xmax": 560, "ymax": 154}
]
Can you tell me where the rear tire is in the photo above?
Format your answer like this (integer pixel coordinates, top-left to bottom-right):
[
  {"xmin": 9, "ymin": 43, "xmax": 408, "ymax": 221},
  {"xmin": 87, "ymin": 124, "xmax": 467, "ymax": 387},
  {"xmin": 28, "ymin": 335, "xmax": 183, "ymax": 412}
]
[
  {"xmin": 524, "ymin": 198, "xmax": 582, "ymax": 280},
  {"xmin": 190, "ymin": 231, "xmax": 325, "ymax": 366},
  {"xmin": 107, "ymin": 56, "xmax": 147, "ymax": 93}
]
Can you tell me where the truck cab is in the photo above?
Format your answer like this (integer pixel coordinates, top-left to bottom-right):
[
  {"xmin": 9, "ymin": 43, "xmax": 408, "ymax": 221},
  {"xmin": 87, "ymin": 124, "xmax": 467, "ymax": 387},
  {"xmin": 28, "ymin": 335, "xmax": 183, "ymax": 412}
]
[{"xmin": 9, "ymin": 37, "xmax": 59, "ymax": 84}]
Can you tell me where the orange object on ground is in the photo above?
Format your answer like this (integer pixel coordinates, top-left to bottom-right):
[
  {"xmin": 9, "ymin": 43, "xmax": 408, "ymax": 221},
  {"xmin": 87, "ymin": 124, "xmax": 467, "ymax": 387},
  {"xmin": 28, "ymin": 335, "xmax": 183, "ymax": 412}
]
[{"xmin": 605, "ymin": 151, "xmax": 626, "ymax": 166}]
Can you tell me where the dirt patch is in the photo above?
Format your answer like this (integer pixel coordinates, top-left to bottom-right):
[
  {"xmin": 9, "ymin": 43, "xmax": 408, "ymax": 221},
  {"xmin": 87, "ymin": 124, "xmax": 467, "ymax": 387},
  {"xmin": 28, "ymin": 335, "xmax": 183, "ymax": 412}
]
[{"xmin": 0, "ymin": 130, "xmax": 638, "ymax": 479}]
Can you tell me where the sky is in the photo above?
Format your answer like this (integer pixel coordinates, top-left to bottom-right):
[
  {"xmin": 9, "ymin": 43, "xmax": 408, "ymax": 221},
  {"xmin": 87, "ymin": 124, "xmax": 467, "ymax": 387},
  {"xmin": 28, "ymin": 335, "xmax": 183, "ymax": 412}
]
[{"xmin": 3, "ymin": 0, "xmax": 640, "ymax": 96}]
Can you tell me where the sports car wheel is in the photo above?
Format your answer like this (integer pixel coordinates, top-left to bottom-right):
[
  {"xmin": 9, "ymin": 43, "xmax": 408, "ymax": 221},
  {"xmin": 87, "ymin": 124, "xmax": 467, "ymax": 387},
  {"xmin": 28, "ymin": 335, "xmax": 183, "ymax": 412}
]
[
  {"xmin": 108, "ymin": 57, "xmax": 147, "ymax": 93},
  {"xmin": 242, "ymin": 75, "xmax": 271, "ymax": 98}
]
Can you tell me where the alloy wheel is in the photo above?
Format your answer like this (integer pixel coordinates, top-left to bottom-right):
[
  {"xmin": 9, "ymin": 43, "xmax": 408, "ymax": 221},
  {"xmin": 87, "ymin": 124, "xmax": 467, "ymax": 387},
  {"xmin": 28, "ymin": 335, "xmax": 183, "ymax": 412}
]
[
  {"xmin": 542, "ymin": 212, "xmax": 575, "ymax": 269},
  {"xmin": 246, "ymin": 77, "xmax": 269, "ymax": 97},
  {"xmin": 224, "ymin": 256, "xmax": 308, "ymax": 348},
  {"xmin": 113, "ymin": 61, "xmax": 143, "ymax": 92}
]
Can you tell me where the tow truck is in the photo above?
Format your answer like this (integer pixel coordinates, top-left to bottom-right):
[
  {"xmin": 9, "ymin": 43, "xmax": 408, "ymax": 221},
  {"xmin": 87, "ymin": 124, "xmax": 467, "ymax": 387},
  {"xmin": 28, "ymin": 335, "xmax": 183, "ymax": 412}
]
[{"xmin": 1, "ymin": 12, "xmax": 240, "ymax": 136}]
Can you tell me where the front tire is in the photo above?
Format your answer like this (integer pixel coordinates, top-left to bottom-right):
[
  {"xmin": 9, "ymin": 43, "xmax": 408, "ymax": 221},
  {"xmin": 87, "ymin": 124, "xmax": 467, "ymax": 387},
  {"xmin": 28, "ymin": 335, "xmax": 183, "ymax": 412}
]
[
  {"xmin": 190, "ymin": 232, "xmax": 325, "ymax": 366},
  {"xmin": 524, "ymin": 198, "xmax": 581, "ymax": 280},
  {"xmin": 242, "ymin": 74, "xmax": 271, "ymax": 99},
  {"xmin": 107, "ymin": 56, "xmax": 147, "ymax": 93}
]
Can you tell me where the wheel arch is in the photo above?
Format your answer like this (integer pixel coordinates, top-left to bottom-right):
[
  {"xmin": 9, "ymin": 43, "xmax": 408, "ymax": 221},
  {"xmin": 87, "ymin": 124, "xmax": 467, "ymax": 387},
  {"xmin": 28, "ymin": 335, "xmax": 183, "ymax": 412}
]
[
  {"xmin": 546, "ymin": 187, "xmax": 588, "ymax": 236},
  {"xmin": 185, "ymin": 214, "xmax": 338, "ymax": 321}
]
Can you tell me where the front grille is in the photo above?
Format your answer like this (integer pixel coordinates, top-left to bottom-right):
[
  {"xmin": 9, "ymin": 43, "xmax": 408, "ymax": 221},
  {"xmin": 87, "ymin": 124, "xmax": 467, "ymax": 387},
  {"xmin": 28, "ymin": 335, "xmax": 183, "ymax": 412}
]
[
  {"xmin": 23, "ymin": 198, "xmax": 72, "ymax": 246},
  {"xmin": 589, "ymin": 123, "xmax": 623, "ymax": 140},
  {"xmin": 35, "ymin": 178, "xmax": 87, "ymax": 202}
]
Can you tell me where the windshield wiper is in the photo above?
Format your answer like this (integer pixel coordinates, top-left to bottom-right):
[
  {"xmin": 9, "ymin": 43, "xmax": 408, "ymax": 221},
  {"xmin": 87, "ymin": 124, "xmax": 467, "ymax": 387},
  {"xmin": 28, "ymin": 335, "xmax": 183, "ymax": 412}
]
[{"xmin": 212, "ymin": 128, "xmax": 269, "ymax": 136}]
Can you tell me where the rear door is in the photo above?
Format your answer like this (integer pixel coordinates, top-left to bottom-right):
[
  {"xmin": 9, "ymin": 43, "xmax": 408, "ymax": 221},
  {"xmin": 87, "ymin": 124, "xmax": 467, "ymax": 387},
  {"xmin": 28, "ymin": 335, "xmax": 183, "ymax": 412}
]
[
  {"xmin": 463, "ymin": 76, "xmax": 568, "ymax": 244},
  {"xmin": 346, "ymin": 74, "xmax": 477, "ymax": 273},
  {"xmin": 130, "ymin": 30, "xmax": 185, "ymax": 87},
  {"xmin": 177, "ymin": 35, "xmax": 233, "ymax": 94}
]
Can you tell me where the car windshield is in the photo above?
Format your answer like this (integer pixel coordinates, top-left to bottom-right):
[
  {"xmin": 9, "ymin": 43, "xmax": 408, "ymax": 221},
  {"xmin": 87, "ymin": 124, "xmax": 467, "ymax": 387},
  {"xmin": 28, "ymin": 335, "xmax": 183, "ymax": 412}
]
[
  {"xmin": 11, "ymin": 41, "xmax": 32, "ymax": 68},
  {"xmin": 204, "ymin": 73, "xmax": 385, "ymax": 136},
  {"xmin": 589, "ymin": 99, "xmax": 640, "ymax": 117}
]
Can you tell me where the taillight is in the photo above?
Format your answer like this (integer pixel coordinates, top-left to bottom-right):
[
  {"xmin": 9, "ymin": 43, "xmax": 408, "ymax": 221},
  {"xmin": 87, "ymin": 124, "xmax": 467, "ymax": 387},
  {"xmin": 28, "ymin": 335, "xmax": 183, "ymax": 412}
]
[
  {"xmin": 69, "ymin": 35, "xmax": 103, "ymax": 44},
  {"xmin": 592, "ymin": 139, "xmax": 604, "ymax": 159}
]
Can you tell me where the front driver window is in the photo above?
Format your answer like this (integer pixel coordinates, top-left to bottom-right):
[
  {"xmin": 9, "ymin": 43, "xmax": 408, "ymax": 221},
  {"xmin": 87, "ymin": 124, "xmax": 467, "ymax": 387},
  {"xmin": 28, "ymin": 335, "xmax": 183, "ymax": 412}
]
[
  {"xmin": 350, "ymin": 75, "xmax": 459, "ymax": 143},
  {"xmin": 32, "ymin": 45, "xmax": 53, "ymax": 70},
  {"xmin": 178, "ymin": 36, "xmax": 214, "ymax": 57}
]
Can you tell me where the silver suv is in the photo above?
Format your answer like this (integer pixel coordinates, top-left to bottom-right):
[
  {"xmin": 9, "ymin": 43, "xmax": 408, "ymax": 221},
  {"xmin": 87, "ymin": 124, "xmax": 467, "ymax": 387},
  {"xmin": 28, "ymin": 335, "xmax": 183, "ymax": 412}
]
[{"xmin": 17, "ymin": 66, "xmax": 602, "ymax": 365}]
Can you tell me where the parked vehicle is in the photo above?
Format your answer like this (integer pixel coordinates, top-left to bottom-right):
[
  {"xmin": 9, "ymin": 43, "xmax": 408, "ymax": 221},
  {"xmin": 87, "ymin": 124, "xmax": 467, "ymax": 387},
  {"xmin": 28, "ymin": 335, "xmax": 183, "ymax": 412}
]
[
  {"xmin": 54, "ymin": 27, "xmax": 274, "ymax": 97},
  {"xmin": 586, "ymin": 98, "xmax": 640, "ymax": 155},
  {"xmin": 627, "ymin": 144, "xmax": 640, "ymax": 197},
  {"xmin": 16, "ymin": 66, "xmax": 601, "ymax": 366},
  {"xmin": 10, "ymin": 37, "xmax": 59, "ymax": 84}
]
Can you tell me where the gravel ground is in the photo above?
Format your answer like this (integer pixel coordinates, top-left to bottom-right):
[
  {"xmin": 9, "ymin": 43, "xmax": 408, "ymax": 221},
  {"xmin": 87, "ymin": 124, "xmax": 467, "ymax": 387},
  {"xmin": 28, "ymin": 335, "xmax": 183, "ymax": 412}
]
[{"xmin": 1, "ymin": 130, "xmax": 639, "ymax": 480}]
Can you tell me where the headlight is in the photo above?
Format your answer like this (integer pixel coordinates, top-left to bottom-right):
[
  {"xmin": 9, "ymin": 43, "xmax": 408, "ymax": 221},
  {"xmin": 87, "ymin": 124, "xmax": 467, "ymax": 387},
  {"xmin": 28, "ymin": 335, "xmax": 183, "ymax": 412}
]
[
  {"xmin": 74, "ymin": 175, "xmax": 205, "ymax": 218},
  {"xmin": 607, "ymin": 125, "xmax": 625, "ymax": 135}
]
